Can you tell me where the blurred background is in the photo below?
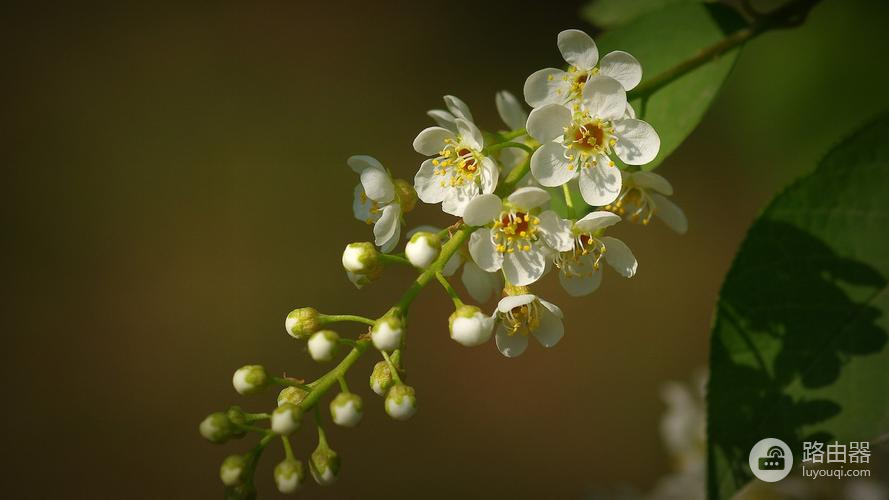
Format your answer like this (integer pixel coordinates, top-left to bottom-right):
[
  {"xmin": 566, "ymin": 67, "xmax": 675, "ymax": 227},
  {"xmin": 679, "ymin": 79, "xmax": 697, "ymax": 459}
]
[{"xmin": 4, "ymin": 0, "xmax": 889, "ymax": 498}]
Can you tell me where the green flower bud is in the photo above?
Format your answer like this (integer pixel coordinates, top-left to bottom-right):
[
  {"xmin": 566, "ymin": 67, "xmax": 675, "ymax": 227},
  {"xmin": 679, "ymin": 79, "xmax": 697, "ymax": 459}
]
[
  {"xmin": 405, "ymin": 232, "xmax": 441, "ymax": 269},
  {"xmin": 330, "ymin": 392, "xmax": 363, "ymax": 427},
  {"xmin": 199, "ymin": 411, "xmax": 235, "ymax": 443},
  {"xmin": 307, "ymin": 330, "xmax": 339, "ymax": 362},
  {"xmin": 277, "ymin": 386, "xmax": 309, "ymax": 407},
  {"xmin": 393, "ymin": 178, "xmax": 417, "ymax": 213},
  {"xmin": 309, "ymin": 441, "xmax": 340, "ymax": 486},
  {"xmin": 274, "ymin": 459, "xmax": 305, "ymax": 494},
  {"xmin": 385, "ymin": 384, "xmax": 417, "ymax": 421},
  {"xmin": 285, "ymin": 307, "xmax": 320, "ymax": 339},
  {"xmin": 371, "ymin": 311, "xmax": 404, "ymax": 352},
  {"xmin": 369, "ymin": 360, "xmax": 395, "ymax": 396},
  {"xmin": 232, "ymin": 365, "xmax": 268, "ymax": 395},
  {"xmin": 449, "ymin": 304, "xmax": 495, "ymax": 347},
  {"xmin": 220, "ymin": 454, "xmax": 248, "ymax": 486},
  {"xmin": 341, "ymin": 242, "xmax": 380, "ymax": 275},
  {"xmin": 271, "ymin": 403, "xmax": 303, "ymax": 435}
]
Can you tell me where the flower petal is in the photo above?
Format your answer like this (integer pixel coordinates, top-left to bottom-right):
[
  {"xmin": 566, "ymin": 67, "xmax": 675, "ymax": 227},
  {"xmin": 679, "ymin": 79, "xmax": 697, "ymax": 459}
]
[
  {"xmin": 602, "ymin": 236, "xmax": 637, "ymax": 277},
  {"xmin": 360, "ymin": 166, "xmax": 395, "ymax": 203},
  {"xmin": 469, "ymin": 228, "xmax": 504, "ymax": 272},
  {"xmin": 426, "ymin": 109, "xmax": 457, "ymax": 133},
  {"xmin": 414, "ymin": 159, "xmax": 448, "ymax": 204},
  {"xmin": 444, "ymin": 95, "xmax": 474, "ymax": 122},
  {"xmin": 495, "ymin": 326, "xmax": 529, "ymax": 358},
  {"xmin": 502, "ymin": 249, "xmax": 546, "ymax": 286},
  {"xmin": 581, "ymin": 75, "xmax": 627, "ymax": 121},
  {"xmin": 537, "ymin": 298, "xmax": 564, "ymax": 319},
  {"xmin": 574, "ymin": 210, "xmax": 621, "ymax": 233},
  {"xmin": 524, "ymin": 68, "xmax": 566, "ymax": 108},
  {"xmin": 461, "ymin": 261, "xmax": 501, "ymax": 303},
  {"xmin": 613, "ymin": 119, "xmax": 660, "ymax": 165},
  {"xmin": 599, "ymin": 51, "xmax": 642, "ymax": 90},
  {"xmin": 538, "ymin": 210, "xmax": 573, "ymax": 252},
  {"xmin": 497, "ymin": 294, "xmax": 537, "ymax": 313},
  {"xmin": 480, "ymin": 156, "xmax": 499, "ymax": 194},
  {"xmin": 526, "ymin": 103, "xmax": 571, "ymax": 142},
  {"xmin": 557, "ymin": 29, "xmax": 599, "ymax": 70},
  {"xmin": 651, "ymin": 193, "xmax": 688, "ymax": 234},
  {"xmin": 413, "ymin": 126, "xmax": 455, "ymax": 156},
  {"xmin": 559, "ymin": 260, "xmax": 603, "ymax": 297},
  {"xmin": 463, "ymin": 193, "xmax": 502, "ymax": 226},
  {"xmin": 347, "ymin": 155, "xmax": 385, "ymax": 174},
  {"xmin": 455, "ymin": 118, "xmax": 484, "ymax": 150},
  {"xmin": 507, "ymin": 186, "xmax": 550, "ymax": 210},
  {"xmin": 495, "ymin": 90, "xmax": 528, "ymax": 131},
  {"xmin": 532, "ymin": 306, "xmax": 564, "ymax": 348},
  {"xmin": 352, "ymin": 184, "xmax": 378, "ymax": 223},
  {"xmin": 374, "ymin": 204, "xmax": 401, "ymax": 250},
  {"xmin": 624, "ymin": 103, "xmax": 636, "ymax": 119},
  {"xmin": 441, "ymin": 183, "xmax": 479, "ymax": 216},
  {"xmin": 578, "ymin": 158, "xmax": 621, "ymax": 206},
  {"xmin": 530, "ymin": 142, "xmax": 576, "ymax": 187},
  {"xmin": 442, "ymin": 251, "xmax": 463, "ymax": 277},
  {"xmin": 630, "ymin": 171, "xmax": 673, "ymax": 195}
]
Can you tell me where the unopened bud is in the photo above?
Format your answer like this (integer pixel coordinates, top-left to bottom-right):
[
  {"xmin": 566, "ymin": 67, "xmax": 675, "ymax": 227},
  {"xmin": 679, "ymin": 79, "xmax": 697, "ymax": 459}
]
[
  {"xmin": 449, "ymin": 305, "xmax": 495, "ymax": 347},
  {"xmin": 369, "ymin": 360, "xmax": 395, "ymax": 396},
  {"xmin": 308, "ymin": 330, "xmax": 339, "ymax": 362},
  {"xmin": 405, "ymin": 232, "xmax": 441, "ymax": 268},
  {"xmin": 271, "ymin": 402, "xmax": 303, "ymax": 435},
  {"xmin": 371, "ymin": 311, "xmax": 404, "ymax": 352},
  {"xmin": 232, "ymin": 365, "xmax": 268, "ymax": 395},
  {"xmin": 220, "ymin": 454, "xmax": 248, "ymax": 486},
  {"xmin": 330, "ymin": 392, "xmax": 363, "ymax": 427},
  {"xmin": 394, "ymin": 178, "xmax": 418, "ymax": 213},
  {"xmin": 277, "ymin": 386, "xmax": 309, "ymax": 407},
  {"xmin": 385, "ymin": 384, "xmax": 417, "ymax": 421},
  {"xmin": 274, "ymin": 459, "xmax": 305, "ymax": 494},
  {"xmin": 342, "ymin": 242, "xmax": 380, "ymax": 275},
  {"xmin": 199, "ymin": 412, "xmax": 235, "ymax": 443},
  {"xmin": 309, "ymin": 441, "xmax": 340, "ymax": 486},
  {"xmin": 285, "ymin": 307, "xmax": 320, "ymax": 339}
]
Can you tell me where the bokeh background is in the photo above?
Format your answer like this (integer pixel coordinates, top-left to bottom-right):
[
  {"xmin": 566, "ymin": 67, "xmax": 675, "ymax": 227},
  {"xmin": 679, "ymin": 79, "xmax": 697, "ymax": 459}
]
[{"xmin": 4, "ymin": 0, "xmax": 889, "ymax": 498}]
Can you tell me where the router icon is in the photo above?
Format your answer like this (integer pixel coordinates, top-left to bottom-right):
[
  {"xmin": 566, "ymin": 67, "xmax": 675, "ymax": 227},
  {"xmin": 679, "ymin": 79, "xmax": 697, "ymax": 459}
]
[{"xmin": 758, "ymin": 446, "xmax": 785, "ymax": 470}]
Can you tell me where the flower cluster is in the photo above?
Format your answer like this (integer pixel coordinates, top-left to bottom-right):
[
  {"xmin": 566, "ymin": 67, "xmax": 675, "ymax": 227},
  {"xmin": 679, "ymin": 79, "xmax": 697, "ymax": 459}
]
[{"xmin": 201, "ymin": 28, "xmax": 686, "ymax": 496}]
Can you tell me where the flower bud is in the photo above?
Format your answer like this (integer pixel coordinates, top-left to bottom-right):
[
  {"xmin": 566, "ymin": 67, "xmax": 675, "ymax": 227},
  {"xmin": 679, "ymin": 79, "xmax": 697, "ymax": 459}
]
[
  {"xmin": 277, "ymin": 386, "xmax": 309, "ymax": 407},
  {"xmin": 274, "ymin": 459, "xmax": 305, "ymax": 494},
  {"xmin": 285, "ymin": 307, "xmax": 320, "ymax": 339},
  {"xmin": 341, "ymin": 242, "xmax": 380, "ymax": 275},
  {"xmin": 271, "ymin": 402, "xmax": 303, "ymax": 435},
  {"xmin": 393, "ymin": 178, "xmax": 418, "ymax": 213},
  {"xmin": 309, "ymin": 442, "xmax": 340, "ymax": 486},
  {"xmin": 199, "ymin": 411, "xmax": 236, "ymax": 443},
  {"xmin": 220, "ymin": 454, "xmax": 248, "ymax": 486},
  {"xmin": 346, "ymin": 270, "xmax": 372, "ymax": 289},
  {"xmin": 330, "ymin": 392, "xmax": 363, "ymax": 427},
  {"xmin": 307, "ymin": 330, "xmax": 339, "ymax": 362},
  {"xmin": 449, "ymin": 305, "xmax": 495, "ymax": 347},
  {"xmin": 371, "ymin": 311, "xmax": 404, "ymax": 352},
  {"xmin": 369, "ymin": 360, "xmax": 395, "ymax": 396},
  {"xmin": 232, "ymin": 365, "xmax": 268, "ymax": 395},
  {"xmin": 405, "ymin": 232, "xmax": 441, "ymax": 268},
  {"xmin": 385, "ymin": 384, "xmax": 417, "ymax": 421}
]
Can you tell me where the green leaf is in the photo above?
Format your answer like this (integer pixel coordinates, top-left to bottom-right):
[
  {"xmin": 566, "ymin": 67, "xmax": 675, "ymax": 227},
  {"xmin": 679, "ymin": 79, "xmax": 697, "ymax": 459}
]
[
  {"xmin": 581, "ymin": 0, "xmax": 704, "ymax": 30},
  {"xmin": 596, "ymin": 3, "xmax": 746, "ymax": 170},
  {"xmin": 707, "ymin": 113, "xmax": 889, "ymax": 499}
]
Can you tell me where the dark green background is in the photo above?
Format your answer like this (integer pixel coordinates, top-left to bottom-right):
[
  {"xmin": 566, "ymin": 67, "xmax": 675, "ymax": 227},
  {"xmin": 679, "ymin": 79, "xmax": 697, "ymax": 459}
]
[{"xmin": 4, "ymin": 1, "xmax": 889, "ymax": 498}]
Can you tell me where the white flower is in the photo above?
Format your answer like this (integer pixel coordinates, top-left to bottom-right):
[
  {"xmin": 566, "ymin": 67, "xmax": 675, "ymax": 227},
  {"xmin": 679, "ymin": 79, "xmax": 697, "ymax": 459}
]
[
  {"xmin": 341, "ymin": 242, "xmax": 379, "ymax": 275},
  {"xmin": 199, "ymin": 412, "xmax": 234, "ymax": 443},
  {"xmin": 494, "ymin": 293, "xmax": 564, "ymax": 357},
  {"xmin": 349, "ymin": 155, "xmax": 403, "ymax": 253},
  {"xmin": 385, "ymin": 384, "xmax": 417, "ymax": 420},
  {"xmin": 413, "ymin": 104, "xmax": 498, "ymax": 216},
  {"xmin": 272, "ymin": 403, "xmax": 303, "ymax": 435},
  {"xmin": 526, "ymin": 75, "xmax": 660, "ymax": 206},
  {"xmin": 274, "ymin": 459, "xmax": 305, "ymax": 494},
  {"xmin": 449, "ymin": 305, "xmax": 495, "ymax": 347},
  {"xmin": 605, "ymin": 170, "xmax": 688, "ymax": 233},
  {"xmin": 553, "ymin": 211, "xmax": 638, "ymax": 297},
  {"xmin": 330, "ymin": 392, "xmax": 363, "ymax": 427},
  {"xmin": 411, "ymin": 225, "xmax": 503, "ymax": 302},
  {"xmin": 220, "ymin": 455, "xmax": 247, "ymax": 486},
  {"xmin": 464, "ymin": 187, "xmax": 573, "ymax": 286},
  {"xmin": 307, "ymin": 330, "xmax": 339, "ymax": 362},
  {"xmin": 404, "ymin": 231, "xmax": 441, "ymax": 268},
  {"xmin": 371, "ymin": 312, "xmax": 404, "ymax": 352},
  {"xmin": 426, "ymin": 94, "xmax": 475, "ymax": 132},
  {"xmin": 232, "ymin": 365, "xmax": 268, "ymax": 395},
  {"xmin": 369, "ymin": 360, "xmax": 395, "ymax": 396},
  {"xmin": 524, "ymin": 29, "xmax": 642, "ymax": 108}
]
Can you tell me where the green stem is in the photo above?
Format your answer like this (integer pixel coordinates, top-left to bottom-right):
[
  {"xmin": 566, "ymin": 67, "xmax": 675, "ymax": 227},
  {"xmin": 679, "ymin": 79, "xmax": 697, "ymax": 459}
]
[
  {"xmin": 395, "ymin": 225, "xmax": 476, "ymax": 313},
  {"xmin": 629, "ymin": 0, "xmax": 822, "ymax": 100},
  {"xmin": 299, "ymin": 339, "xmax": 370, "ymax": 411},
  {"xmin": 337, "ymin": 376, "xmax": 349, "ymax": 393},
  {"xmin": 435, "ymin": 271, "xmax": 463, "ymax": 307},
  {"xmin": 270, "ymin": 376, "xmax": 313, "ymax": 392},
  {"xmin": 378, "ymin": 253, "xmax": 412, "ymax": 267},
  {"xmin": 496, "ymin": 152, "xmax": 534, "ymax": 197},
  {"xmin": 562, "ymin": 184, "xmax": 575, "ymax": 219},
  {"xmin": 319, "ymin": 314, "xmax": 375, "ymax": 327},
  {"xmin": 281, "ymin": 435, "xmax": 295, "ymax": 461},
  {"xmin": 485, "ymin": 141, "xmax": 534, "ymax": 155},
  {"xmin": 500, "ymin": 128, "xmax": 527, "ymax": 140},
  {"xmin": 381, "ymin": 351, "xmax": 404, "ymax": 385}
]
